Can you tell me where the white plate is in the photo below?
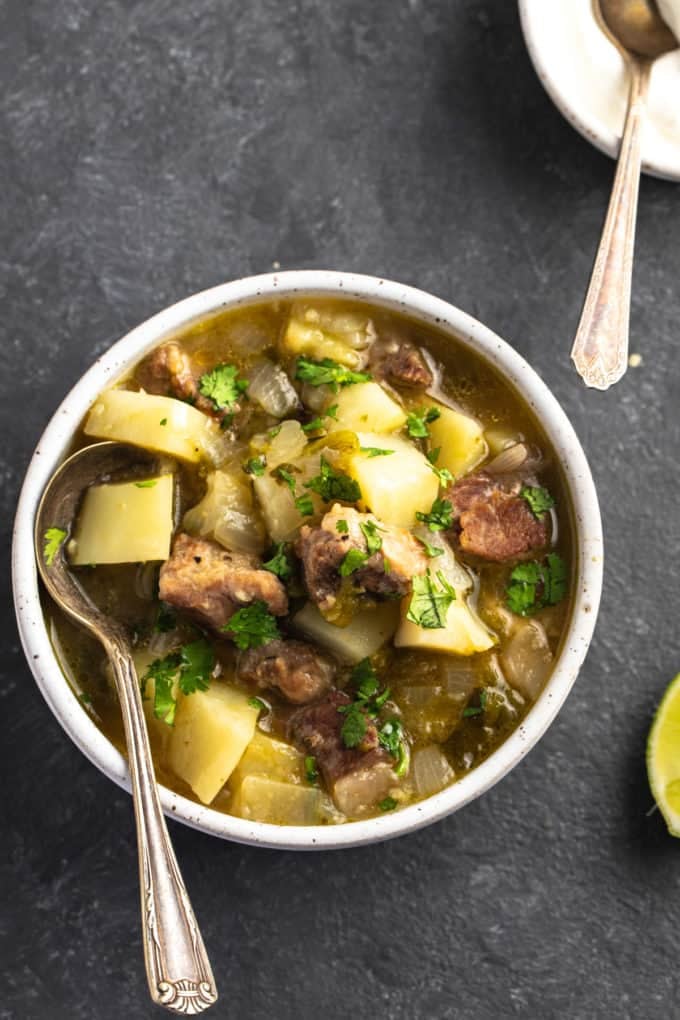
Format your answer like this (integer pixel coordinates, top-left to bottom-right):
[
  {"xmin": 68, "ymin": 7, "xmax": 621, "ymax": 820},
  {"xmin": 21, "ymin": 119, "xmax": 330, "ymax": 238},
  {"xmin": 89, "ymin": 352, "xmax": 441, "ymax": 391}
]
[{"xmin": 519, "ymin": 0, "xmax": 680, "ymax": 181}]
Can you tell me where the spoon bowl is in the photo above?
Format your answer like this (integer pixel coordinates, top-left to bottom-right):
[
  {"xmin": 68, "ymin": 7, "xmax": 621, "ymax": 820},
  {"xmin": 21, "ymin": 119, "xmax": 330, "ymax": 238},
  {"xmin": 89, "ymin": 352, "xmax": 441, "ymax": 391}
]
[
  {"xmin": 35, "ymin": 441, "xmax": 217, "ymax": 1015},
  {"xmin": 597, "ymin": 0, "xmax": 677, "ymax": 57}
]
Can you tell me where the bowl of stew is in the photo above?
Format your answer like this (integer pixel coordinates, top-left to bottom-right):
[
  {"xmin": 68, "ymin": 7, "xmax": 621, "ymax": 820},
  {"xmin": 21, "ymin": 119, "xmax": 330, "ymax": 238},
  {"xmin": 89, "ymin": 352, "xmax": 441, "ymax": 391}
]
[{"xmin": 13, "ymin": 271, "xmax": 603, "ymax": 849}]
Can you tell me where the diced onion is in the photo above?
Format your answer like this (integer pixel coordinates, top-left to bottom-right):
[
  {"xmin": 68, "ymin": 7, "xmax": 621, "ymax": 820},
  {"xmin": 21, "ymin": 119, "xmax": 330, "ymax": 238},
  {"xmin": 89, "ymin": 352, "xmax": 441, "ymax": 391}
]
[
  {"xmin": 248, "ymin": 359, "xmax": 301, "ymax": 419},
  {"xmin": 265, "ymin": 419, "xmax": 307, "ymax": 467},
  {"xmin": 499, "ymin": 619, "xmax": 553, "ymax": 700},
  {"xmin": 412, "ymin": 746, "xmax": 454, "ymax": 798},
  {"xmin": 183, "ymin": 470, "xmax": 265, "ymax": 554}
]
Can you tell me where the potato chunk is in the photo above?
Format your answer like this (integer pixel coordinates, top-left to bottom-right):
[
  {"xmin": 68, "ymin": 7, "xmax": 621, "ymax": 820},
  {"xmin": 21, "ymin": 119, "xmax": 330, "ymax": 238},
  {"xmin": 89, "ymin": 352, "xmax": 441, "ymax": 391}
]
[
  {"xmin": 169, "ymin": 683, "xmax": 258, "ymax": 804},
  {"xmin": 348, "ymin": 432, "xmax": 439, "ymax": 528},
  {"xmin": 331, "ymin": 382, "xmax": 406, "ymax": 433},
  {"xmin": 230, "ymin": 731, "xmax": 305, "ymax": 788},
  {"xmin": 395, "ymin": 598, "xmax": 496, "ymax": 657},
  {"xmin": 427, "ymin": 406, "xmax": 488, "ymax": 478},
  {"xmin": 84, "ymin": 389, "xmax": 220, "ymax": 463},
  {"xmin": 69, "ymin": 475, "xmax": 174, "ymax": 565},
  {"xmin": 231, "ymin": 775, "xmax": 322, "ymax": 825},
  {"xmin": 292, "ymin": 601, "xmax": 400, "ymax": 663},
  {"xmin": 281, "ymin": 303, "xmax": 375, "ymax": 369}
]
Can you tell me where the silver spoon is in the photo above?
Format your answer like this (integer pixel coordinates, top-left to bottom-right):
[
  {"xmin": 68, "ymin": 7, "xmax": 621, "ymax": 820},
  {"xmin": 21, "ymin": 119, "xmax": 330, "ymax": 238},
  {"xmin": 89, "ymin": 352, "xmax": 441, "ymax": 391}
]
[
  {"xmin": 35, "ymin": 441, "xmax": 217, "ymax": 1015},
  {"xmin": 571, "ymin": 0, "xmax": 677, "ymax": 390}
]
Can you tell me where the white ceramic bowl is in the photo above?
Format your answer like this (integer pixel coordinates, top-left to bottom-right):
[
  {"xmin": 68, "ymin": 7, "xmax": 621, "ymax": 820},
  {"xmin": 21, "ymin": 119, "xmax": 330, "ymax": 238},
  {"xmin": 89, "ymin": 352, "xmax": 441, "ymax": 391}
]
[
  {"xmin": 12, "ymin": 271, "xmax": 604, "ymax": 850},
  {"xmin": 519, "ymin": 0, "xmax": 680, "ymax": 182}
]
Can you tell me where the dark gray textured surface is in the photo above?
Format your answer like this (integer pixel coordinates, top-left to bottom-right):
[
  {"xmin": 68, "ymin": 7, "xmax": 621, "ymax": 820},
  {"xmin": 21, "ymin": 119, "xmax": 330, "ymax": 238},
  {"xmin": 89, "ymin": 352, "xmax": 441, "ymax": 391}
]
[{"xmin": 2, "ymin": 2, "xmax": 679, "ymax": 1018}]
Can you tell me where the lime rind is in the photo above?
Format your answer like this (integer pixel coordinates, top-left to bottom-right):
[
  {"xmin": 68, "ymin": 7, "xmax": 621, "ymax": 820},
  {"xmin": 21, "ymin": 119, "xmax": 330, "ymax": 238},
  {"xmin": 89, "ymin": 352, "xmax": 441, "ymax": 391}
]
[{"xmin": 647, "ymin": 672, "xmax": 680, "ymax": 838}]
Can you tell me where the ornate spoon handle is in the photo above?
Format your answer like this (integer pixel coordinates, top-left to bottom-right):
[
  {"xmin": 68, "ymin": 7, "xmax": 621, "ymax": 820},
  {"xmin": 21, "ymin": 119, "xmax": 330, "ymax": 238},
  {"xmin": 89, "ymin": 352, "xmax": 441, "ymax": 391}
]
[
  {"xmin": 570, "ymin": 60, "xmax": 651, "ymax": 390},
  {"xmin": 107, "ymin": 640, "xmax": 218, "ymax": 1015}
]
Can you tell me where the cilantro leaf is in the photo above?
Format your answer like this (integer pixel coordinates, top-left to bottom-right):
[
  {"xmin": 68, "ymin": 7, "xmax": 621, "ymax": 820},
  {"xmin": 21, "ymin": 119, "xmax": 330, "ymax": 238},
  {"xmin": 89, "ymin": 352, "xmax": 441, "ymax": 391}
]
[
  {"xmin": 159, "ymin": 417, "xmax": 168, "ymax": 426},
  {"xmin": 406, "ymin": 570, "xmax": 456, "ymax": 629},
  {"xmin": 304, "ymin": 456, "xmax": 361, "ymax": 503},
  {"xmin": 414, "ymin": 535, "xmax": 445, "ymax": 559},
  {"xmin": 339, "ymin": 548, "xmax": 369, "ymax": 576},
  {"xmin": 359, "ymin": 519, "xmax": 383, "ymax": 556},
  {"xmin": 463, "ymin": 689, "xmax": 488, "ymax": 718},
  {"xmin": 263, "ymin": 542, "xmax": 293, "ymax": 580},
  {"xmin": 199, "ymin": 363, "xmax": 248, "ymax": 410},
  {"xmin": 273, "ymin": 465, "xmax": 298, "ymax": 492},
  {"xmin": 378, "ymin": 718, "xmax": 409, "ymax": 776},
  {"xmin": 295, "ymin": 356, "xmax": 371, "ymax": 391},
  {"xmin": 427, "ymin": 447, "xmax": 441, "ymax": 464},
  {"xmin": 248, "ymin": 696, "xmax": 268, "ymax": 712},
  {"xmin": 359, "ymin": 447, "xmax": 395, "ymax": 458},
  {"xmin": 178, "ymin": 638, "xmax": 214, "ymax": 695},
  {"xmin": 351, "ymin": 658, "xmax": 380, "ymax": 700},
  {"xmin": 244, "ymin": 456, "xmax": 266, "ymax": 477},
  {"xmin": 336, "ymin": 519, "xmax": 349, "ymax": 534},
  {"xmin": 415, "ymin": 497, "xmax": 454, "ymax": 532},
  {"xmin": 340, "ymin": 703, "xmax": 368, "ymax": 748},
  {"xmin": 521, "ymin": 485, "xmax": 556, "ymax": 520},
  {"xmin": 428, "ymin": 461, "xmax": 454, "ymax": 486},
  {"xmin": 406, "ymin": 406, "xmax": 440, "ymax": 439},
  {"xmin": 43, "ymin": 527, "xmax": 67, "ymax": 567},
  {"xmin": 141, "ymin": 652, "xmax": 182, "ymax": 725},
  {"xmin": 294, "ymin": 493, "xmax": 315, "ymax": 516},
  {"xmin": 134, "ymin": 479, "xmax": 157, "ymax": 488},
  {"xmin": 379, "ymin": 796, "xmax": 398, "ymax": 812},
  {"xmin": 304, "ymin": 755, "xmax": 319, "ymax": 784},
  {"xmin": 505, "ymin": 554, "xmax": 568, "ymax": 616},
  {"xmin": 303, "ymin": 406, "xmax": 340, "ymax": 434},
  {"xmin": 225, "ymin": 601, "xmax": 280, "ymax": 650}
]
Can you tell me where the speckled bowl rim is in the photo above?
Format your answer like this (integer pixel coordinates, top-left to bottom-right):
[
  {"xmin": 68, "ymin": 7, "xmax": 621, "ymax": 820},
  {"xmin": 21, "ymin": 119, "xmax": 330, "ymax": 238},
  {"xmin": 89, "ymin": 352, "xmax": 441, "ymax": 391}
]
[
  {"xmin": 12, "ymin": 270, "xmax": 603, "ymax": 850},
  {"xmin": 519, "ymin": 0, "xmax": 680, "ymax": 182}
]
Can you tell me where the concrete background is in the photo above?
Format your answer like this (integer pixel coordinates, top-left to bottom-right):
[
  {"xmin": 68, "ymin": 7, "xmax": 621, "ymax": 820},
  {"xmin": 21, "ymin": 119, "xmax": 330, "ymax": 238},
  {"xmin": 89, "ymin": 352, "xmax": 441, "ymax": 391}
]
[{"xmin": 2, "ymin": 2, "xmax": 679, "ymax": 1018}]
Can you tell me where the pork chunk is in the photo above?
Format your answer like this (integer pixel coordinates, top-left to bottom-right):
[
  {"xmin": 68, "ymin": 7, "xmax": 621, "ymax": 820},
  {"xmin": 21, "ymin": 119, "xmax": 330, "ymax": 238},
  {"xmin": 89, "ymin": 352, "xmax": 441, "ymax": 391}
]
[
  {"xmin": 289, "ymin": 691, "xmax": 396, "ymax": 815},
  {"xmin": 136, "ymin": 342, "xmax": 239, "ymax": 422},
  {"xmin": 447, "ymin": 473, "xmax": 549, "ymax": 562},
  {"xmin": 159, "ymin": 533, "xmax": 288, "ymax": 633},
  {"xmin": 296, "ymin": 505, "xmax": 428, "ymax": 612},
  {"xmin": 237, "ymin": 639, "xmax": 335, "ymax": 705},
  {"xmin": 370, "ymin": 336, "xmax": 433, "ymax": 389}
]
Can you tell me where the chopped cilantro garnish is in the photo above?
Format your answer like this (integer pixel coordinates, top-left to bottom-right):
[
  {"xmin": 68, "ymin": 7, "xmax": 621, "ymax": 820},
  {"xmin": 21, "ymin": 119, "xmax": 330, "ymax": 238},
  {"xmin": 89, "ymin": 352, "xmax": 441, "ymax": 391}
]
[
  {"xmin": 406, "ymin": 570, "xmax": 456, "ymax": 629},
  {"xmin": 294, "ymin": 493, "xmax": 315, "ymax": 516},
  {"xmin": 378, "ymin": 718, "xmax": 408, "ymax": 776},
  {"xmin": 339, "ymin": 548, "xmax": 369, "ymax": 577},
  {"xmin": 415, "ymin": 535, "xmax": 445, "ymax": 559},
  {"xmin": 520, "ymin": 485, "xmax": 555, "ymax": 520},
  {"xmin": 351, "ymin": 658, "xmax": 380, "ymax": 699},
  {"xmin": 427, "ymin": 447, "xmax": 441, "ymax": 464},
  {"xmin": 79, "ymin": 691, "xmax": 92, "ymax": 705},
  {"xmin": 198, "ymin": 363, "xmax": 248, "ymax": 410},
  {"xmin": 295, "ymin": 356, "xmax": 371, "ymax": 391},
  {"xmin": 224, "ymin": 601, "xmax": 280, "ymax": 650},
  {"xmin": 505, "ymin": 553, "xmax": 567, "ymax": 616},
  {"xmin": 155, "ymin": 602, "xmax": 177, "ymax": 633},
  {"xmin": 43, "ymin": 527, "xmax": 67, "ymax": 567},
  {"xmin": 463, "ymin": 690, "xmax": 488, "ymax": 718},
  {"xmin": 178, "ymin": 638, "xmax": 214, "ymax": 695},
  {"xmin": 302, "ymin": 416, "xmax": 325, "ymax": 434},
  {"xmin": 379, "ymin": 796, "xmax": 398, "ymax": 812},
  {"xmin": 325, "ymin": 404, "xmax": 339, "ymax": 419},
  {"xmin": 406, "ymin": 406, "xmax": 440, "ymax": 439},
  {"xmin": 134, "ymin": 479, "xmax": 157, "ymax": 488},
  {"xmin": 244, "ymin": 455, "xmax": 266, "ymax": 477},
  {"xmin": 140, "ymin": 639, "xmax": 214, "ymax": 725},
  {"xmin": 428, "ymin": 461, "xmax": 454, "ymax": 486},
  {"xmin": 304, "ymin": 455, "xmax": 361, "ymax": 503},
  {"xmin": 359, "ymin": 447, "xmax": 395, "ymax": 458},
  {"xmin": 304, "ymin": 755, "xmax": 319, "ymax": 784},
  {"xmin": 268, "ymin": 425, "xmax": 282, "ymax": 439},
  {"xmin": 273, "ymin": 465, "xmax": 298, "ymax": 492},
  {"xmin": 339, "ymin": 703, "xmax": 368, "ymax": 748},
  {"xmin": 415, "ymin": 497, "xmax": 454, "ymax": 532},
  {"xmin": 336, "ymin": 519, "xmax": 349, "ymax": 534},
  {"xmin": 159, "ymin": 417, "xmax": 168, "ymax": 426},
  {"xmin": 263, "ymin": 542, "xmax": 293, "ymax": 580},
  {"xmin": 359, "ymin": 519, "xmax": 383, "ymax": 556},
  {"xmin": 248, "ymin": 696, "xmax": 268, "ymax": 713}
]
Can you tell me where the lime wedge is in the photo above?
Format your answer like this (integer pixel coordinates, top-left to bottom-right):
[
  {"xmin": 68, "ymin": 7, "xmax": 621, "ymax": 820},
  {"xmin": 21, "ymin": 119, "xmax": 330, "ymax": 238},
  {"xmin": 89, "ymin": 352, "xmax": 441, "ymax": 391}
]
[{"xmin": 647, "ymin": 672, "xmax": 680, "ymax": 837}]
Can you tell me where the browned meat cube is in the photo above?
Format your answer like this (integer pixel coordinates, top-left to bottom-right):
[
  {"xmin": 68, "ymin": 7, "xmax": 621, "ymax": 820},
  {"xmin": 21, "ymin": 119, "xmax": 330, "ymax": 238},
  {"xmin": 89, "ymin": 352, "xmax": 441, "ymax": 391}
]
[
  {"xmin": 289, "ymin": 692, "xmax": 397, "ymax": 816},
  {"xmin": 237, "ymin": 639, "xmax": 335, "ymax": 705},
  {"xmin": 447, "ymin": 473, "xmax": 549, "ymax": 562},
  {"xmin": 381, "ymin": 343, "xmax": 433, "ymax": 389},
  {"xmin": 296, "ymin": 505, "xmax": 428, "ymax": 612},
  {"xmin": 135, "ymin": 342, "xmax": 240, "ymax": 422},
  {"xmin": 159, "ymin": 533, "xmax": 288, "ymax": 633}
]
